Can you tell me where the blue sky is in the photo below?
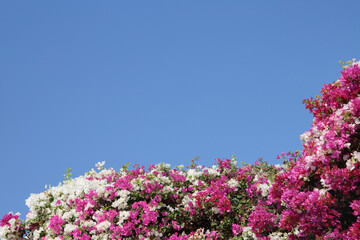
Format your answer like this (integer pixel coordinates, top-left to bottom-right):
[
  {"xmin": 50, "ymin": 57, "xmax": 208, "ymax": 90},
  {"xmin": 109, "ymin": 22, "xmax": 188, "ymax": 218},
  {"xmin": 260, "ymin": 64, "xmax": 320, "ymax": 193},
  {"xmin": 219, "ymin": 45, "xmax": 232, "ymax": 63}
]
[{"xmin": 1, "ymin": 1, "xmax": 359, "ymax": 219}]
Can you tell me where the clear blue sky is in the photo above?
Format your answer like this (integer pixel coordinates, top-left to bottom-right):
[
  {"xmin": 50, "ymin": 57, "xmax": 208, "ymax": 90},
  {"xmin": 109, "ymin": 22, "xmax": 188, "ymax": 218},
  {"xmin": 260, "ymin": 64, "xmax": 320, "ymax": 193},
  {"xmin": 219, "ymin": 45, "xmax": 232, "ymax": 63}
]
[{"xmin": 1, "ymin": 1, "xmax": 359, "ymax": 218}]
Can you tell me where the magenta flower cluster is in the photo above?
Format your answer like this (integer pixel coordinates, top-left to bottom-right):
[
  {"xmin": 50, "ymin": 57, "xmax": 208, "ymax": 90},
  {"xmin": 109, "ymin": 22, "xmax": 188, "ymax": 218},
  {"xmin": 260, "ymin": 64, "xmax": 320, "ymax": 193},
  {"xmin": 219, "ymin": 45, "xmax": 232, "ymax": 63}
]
[{"xmin": 248, "ymin": 61, "xmax": 360, "ymax": 239}]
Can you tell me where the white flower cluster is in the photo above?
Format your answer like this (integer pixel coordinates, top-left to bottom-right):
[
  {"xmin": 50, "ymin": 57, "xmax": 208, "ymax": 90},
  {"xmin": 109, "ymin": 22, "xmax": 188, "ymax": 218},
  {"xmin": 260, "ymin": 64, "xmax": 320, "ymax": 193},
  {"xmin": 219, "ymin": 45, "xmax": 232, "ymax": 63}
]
[
  {"xmin": 26, "ymin": 174, "xmax": 109, "ymax": 216},
  {"xmin": 228, "ymin": 178, "xmax": 239, "ymax": 190},
  {"xmin": 204, "ymin": 165, "xmax": 220, "ymax": 177},
  {"xmin": 95, "ymin": 161, "xmax": 105, "ymax": 170},
  {"xmin": 273, "ymin": 164, "xmax": 287, "ymax": 174},
  {"xmin": 257, "ymin": 183, "xmax": 270, "ymax": 197},
  {"xmin": 111, "ymin": 190, "xmax": 130, "ymax": 209},
  {"xmin": 269, "ymin": 231, "xmax": 289, "ymax": 240},
  {"xmin": 116, "ymin": 211, "xmax": 130, "ymax": 227},
  {"xmin": 241, "ymin": 226, "xmax": 257, "ymax": 239},
  {"xmin": 346, "ymin": 151, "xmax": 360, "ymax": 171},
  {"xmin": 351, "ymin": 58, "xmax": 360, "ymax": 67},
  {"xmin": 320, "ymin": 176, "xmax": 331, "ymax": 189},
  {"xmin": 23, "ymin": 166, "xmax": 114, "ymax": 238},
  {"xmin": 300, "ymin": 130, "xmax": 312, "ymax": 143},
  {"xmin": 186, "ymin": 168, "xmax": 204, "ymax": 183}
]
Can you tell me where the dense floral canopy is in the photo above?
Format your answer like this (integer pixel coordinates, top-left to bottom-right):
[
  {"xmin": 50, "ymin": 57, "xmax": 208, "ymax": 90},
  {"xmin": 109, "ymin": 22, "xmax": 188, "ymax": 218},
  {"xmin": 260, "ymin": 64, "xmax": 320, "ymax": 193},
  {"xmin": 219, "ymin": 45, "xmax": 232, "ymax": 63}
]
[{"xmin": 1, "ymin": 60, "xmax": 360, "ymax": 240}]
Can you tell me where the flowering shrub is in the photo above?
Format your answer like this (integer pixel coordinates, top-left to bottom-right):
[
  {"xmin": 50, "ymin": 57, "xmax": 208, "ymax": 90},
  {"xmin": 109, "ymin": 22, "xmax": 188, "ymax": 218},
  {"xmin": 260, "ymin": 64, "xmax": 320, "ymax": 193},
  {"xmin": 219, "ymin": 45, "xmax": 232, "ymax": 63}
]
[
  {"xmin": 249, "ymin": 59, "xmax": 360, "ymax": 239},
  {"xmin": 1, "ymin": 59, "xmax": 360, "ymax": 240},
  {"xmin": 0, "ymin": 158, "xmax": 282, "ymax": 240}
]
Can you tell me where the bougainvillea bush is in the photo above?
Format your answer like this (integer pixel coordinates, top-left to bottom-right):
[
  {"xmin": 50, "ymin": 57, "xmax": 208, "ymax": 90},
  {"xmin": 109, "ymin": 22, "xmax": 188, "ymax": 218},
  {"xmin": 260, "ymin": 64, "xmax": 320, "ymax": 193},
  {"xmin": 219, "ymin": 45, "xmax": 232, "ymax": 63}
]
[
  {"xmin": 0, "ymin": 158, "xmax": 284, "ymax": 240},
  {"xmin": 1, "ymin": 60, "xmax": 360, "ymax": 240},
  {"xmin": 248, "ymin": 59, "xmax": 360, "ymax": 240}
]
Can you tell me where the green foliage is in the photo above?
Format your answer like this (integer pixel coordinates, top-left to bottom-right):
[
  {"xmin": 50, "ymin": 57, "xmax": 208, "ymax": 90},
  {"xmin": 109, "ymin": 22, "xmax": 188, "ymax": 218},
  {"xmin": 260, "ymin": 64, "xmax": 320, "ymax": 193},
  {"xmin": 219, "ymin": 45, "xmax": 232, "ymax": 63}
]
[
  {"xmin": 121, "ymin": 162, "xmax": 130, "ymax": 171},
  {"xmin": 339, "ymin": 59, "xmax": 354, "ymax": 69},
  {"xmin": 190, "ymin": 155, "xmax": 200, "ymax": 169},
  {"xmin": 277, "ymin": 150, "xmax": 302, "ymax": 168},
  {"xmin": 63, "ymin": 168, "xmax": 72, "ymax": 182}
]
